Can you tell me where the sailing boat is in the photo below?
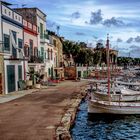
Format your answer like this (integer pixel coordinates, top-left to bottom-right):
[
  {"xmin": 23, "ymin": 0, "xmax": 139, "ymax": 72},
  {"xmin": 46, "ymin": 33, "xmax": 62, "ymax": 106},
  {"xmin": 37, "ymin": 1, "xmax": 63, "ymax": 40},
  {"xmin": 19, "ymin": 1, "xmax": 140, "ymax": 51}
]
[{"xmin": 88, "ymin": 35, "xmax": 140, "ymax": 114}]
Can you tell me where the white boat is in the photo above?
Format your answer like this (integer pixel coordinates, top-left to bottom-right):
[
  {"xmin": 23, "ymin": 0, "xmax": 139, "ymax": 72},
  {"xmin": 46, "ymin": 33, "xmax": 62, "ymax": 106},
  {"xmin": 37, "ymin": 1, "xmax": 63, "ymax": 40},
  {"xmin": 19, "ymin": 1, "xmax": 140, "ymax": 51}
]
[
  {"xmin": 93, "ymin": 88, "xmax": 140, "ymax": 102},
  {"xmin": 88, "ymin": 99, "xmax": 140, "ymax": 114}
]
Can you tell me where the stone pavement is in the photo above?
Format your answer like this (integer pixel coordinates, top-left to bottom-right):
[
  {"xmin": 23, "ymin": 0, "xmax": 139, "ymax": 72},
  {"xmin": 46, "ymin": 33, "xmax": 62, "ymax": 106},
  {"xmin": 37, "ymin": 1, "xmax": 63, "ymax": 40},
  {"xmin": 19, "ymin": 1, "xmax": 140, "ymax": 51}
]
[{"xmin": 0, "ymin": 80, "xmax": 88, "ymax": 140}]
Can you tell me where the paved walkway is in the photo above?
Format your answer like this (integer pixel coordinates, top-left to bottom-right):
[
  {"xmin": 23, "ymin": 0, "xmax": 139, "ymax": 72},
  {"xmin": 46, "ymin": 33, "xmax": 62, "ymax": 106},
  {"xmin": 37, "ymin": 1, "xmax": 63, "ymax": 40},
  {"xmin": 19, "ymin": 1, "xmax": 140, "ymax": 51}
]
[
  {"xmin": 0, "ymin": 89, "xmax": 38, "ymax": 104},
  {"xmin": 0, "ymin": 80, "xmax": 87, "ymax": 140}
]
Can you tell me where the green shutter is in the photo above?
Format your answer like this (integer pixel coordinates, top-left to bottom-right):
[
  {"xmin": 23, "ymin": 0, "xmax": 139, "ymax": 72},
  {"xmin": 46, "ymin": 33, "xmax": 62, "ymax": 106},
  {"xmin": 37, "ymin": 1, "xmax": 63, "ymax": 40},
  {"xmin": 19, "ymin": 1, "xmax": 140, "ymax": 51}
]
[
  {"xmin": 41, "ymin": 47, "xmax": 44, "ymax": 59},
  {"xmin": 40, "ymin": 23, "xmax": 43, "ymax": 38},
  {"xmin": 18, "ymin": 39, "xmax": 23, "ymax": 49},
  {"xmin": 18, "ymin": 65, "xmax": 22, "ymax": 80},
  {"xmin": 4, "ymin": 34, "xmax": 10, "ymax": 51}
]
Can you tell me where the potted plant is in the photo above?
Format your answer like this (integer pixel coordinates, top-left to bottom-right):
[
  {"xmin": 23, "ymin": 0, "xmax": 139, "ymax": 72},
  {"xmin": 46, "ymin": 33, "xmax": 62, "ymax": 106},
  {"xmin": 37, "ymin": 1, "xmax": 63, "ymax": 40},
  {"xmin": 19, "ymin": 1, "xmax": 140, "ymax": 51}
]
[
  {"xmin": 26, "ymin": 69, "xmax": 35, "ymax": 87},
  {"xmin": 34, "ymin": 72, "xmax": 44, "ymax": 89}
]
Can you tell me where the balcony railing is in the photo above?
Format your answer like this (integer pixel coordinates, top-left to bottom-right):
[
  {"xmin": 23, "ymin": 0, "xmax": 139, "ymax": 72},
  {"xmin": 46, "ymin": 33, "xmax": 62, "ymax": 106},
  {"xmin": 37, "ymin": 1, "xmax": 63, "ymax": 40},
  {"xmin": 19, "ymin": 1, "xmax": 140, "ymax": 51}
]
[{"xmin": 28, "ymin": 55, "xmax": 44, "ymax": 63}]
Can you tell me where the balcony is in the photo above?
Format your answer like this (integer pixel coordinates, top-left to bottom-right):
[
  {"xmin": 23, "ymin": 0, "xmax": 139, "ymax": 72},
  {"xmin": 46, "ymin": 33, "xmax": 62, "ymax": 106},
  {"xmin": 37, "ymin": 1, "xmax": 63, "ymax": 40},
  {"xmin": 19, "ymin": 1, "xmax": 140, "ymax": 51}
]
[
  {"xmin": 40, "ymin": 34, "xmax": 49, "ymax": 43},
  {"xmin": 28, "ymin": 55, "xmax": 44, "ymax": 63}
]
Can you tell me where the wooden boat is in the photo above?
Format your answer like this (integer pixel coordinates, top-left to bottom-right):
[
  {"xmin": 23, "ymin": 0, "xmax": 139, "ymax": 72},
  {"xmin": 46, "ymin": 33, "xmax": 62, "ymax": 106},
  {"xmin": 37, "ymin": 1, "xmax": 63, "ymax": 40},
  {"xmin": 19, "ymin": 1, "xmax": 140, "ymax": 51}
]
[
  {"xmin": 88, "ymin": 99, "xmax": 140, "ymax": 114},
  {"xmin": 88, "ymin": 35, "xmax": 140, "ymax": 115},
  {"xmin": 92, "ymin": 88, "xmax": 140, "ymax": 102}
]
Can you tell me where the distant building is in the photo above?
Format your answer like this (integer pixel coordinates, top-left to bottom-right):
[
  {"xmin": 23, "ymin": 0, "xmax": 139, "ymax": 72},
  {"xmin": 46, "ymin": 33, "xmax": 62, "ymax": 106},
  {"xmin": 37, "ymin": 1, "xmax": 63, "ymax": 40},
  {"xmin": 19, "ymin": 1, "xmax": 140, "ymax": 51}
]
[
  {"xmin": 51, "ymin": 35, "xmax": 64, "ymax": 79},
  {"xmin": 0, "ymin": 1, "xmax": 24, "ymax": 94}
]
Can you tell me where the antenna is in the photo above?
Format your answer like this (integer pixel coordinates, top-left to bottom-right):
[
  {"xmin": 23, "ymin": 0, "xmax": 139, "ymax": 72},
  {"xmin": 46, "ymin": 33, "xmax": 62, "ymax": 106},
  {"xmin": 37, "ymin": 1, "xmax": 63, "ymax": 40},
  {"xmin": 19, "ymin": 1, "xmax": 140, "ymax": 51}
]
[{"xmin": 56, "ymin": 25, "xmax": 60, "ymax": 36}]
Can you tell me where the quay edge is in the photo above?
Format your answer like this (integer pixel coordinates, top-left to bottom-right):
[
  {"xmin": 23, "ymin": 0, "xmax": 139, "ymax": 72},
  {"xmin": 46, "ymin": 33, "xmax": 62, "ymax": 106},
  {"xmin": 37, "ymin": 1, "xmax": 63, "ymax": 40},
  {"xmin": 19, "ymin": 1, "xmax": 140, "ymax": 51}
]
[{"xmin": 55, "ymin": 86, "xmax": 87, "ymax": 140}]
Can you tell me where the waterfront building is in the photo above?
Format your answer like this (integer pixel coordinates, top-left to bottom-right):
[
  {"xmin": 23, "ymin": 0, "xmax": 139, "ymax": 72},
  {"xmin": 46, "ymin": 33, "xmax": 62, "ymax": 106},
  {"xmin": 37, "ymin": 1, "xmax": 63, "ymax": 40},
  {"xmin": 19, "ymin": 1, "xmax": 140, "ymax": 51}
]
[
  {"xmin": 0, "ymin": 1, "xmax": 24, "ymax": 94},
  {"xmin": 15, "ymin": 8, "xmax": 55, "ymax": 80}
]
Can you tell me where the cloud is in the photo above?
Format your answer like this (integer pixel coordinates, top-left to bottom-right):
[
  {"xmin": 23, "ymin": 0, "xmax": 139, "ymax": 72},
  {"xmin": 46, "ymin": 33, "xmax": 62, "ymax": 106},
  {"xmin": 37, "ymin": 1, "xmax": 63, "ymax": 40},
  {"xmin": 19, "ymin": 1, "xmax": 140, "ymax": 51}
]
[
  {"xmin": 75, "ymin": 32, "xmax": 86, "ymax": 36},
  {"xmin": 129, "ymin": 45, "xmax": 140, "ymax": 49},
  {"xmin": 103, "ymin": 17, "xmax": 124, "ymax": 27},
  {"xmin": 126, "ymin": 37, "xmax": 133, "ymax": 43},
  {"xmin": 117, "ymin": 38, "xmax": 123, "ymax": 42},
  {"xmin": 117, "ymin": 47, "xmax": 128, "ymax": 51},
  {"xmin": 86, "ymin": 9, "xmax": 103, "ymax": 25},
  {"xmin": 129, "ymin": 45, "xmax": 140, "ymax": 58},
  {"xmin": 71, "ymin": 11, "xmax": 81, "ymax": 19},
  {"xmin": 135, "ymin": 36, "xmax": 140, "ymax": 43}
]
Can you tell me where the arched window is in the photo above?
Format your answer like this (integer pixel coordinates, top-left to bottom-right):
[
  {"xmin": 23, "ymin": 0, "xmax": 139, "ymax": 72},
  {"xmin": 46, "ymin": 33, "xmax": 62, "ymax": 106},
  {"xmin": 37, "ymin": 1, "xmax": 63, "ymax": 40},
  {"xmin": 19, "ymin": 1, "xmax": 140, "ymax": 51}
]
[
  {"xmin": 48, "ymin": 48, "xmax": 50, "ymax": 60},
  {"xmin": 51, "ymin": 49, "xmax": 53, "ymax": 60}
]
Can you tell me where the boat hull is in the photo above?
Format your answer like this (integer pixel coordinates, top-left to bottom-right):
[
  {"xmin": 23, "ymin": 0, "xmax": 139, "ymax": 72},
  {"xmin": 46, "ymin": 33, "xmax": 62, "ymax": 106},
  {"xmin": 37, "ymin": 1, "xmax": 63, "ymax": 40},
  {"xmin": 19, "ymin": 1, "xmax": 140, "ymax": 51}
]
[
  {"xmin": 93, "ymin": 91, "xmax": 140, "ymax": 102},
  {"xmin": 88, "ymin": 100, "xmax": 140, "ymax": 114}
]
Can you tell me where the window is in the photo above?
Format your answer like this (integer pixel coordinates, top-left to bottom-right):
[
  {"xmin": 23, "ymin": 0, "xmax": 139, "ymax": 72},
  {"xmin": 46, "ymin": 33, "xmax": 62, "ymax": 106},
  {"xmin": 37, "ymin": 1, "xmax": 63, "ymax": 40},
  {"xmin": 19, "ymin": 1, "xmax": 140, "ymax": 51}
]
[
  {"xmin": 4, "ymin": 34, "xmax": 10, "ymax": 51},
  {"xmin": 12, "ymin": 31, "xmax": 17, "ymax": 58},
  {"xmin": 53, "ymin": 40, "xmax": 56, "ymax": 47},
  {"xmin": 45, "ymin": 52, "xmax": 46, "ymax": 59},
  {"xmin": 40, "ymin": 23, "xmax": 43, "ymax": 38},
  {"xmin": 9, "ymin": 12, "xmax": 11, "ymax": 16},
  {"xmin": 48, "ymin": 68, "xmax": 51, "ymax": 76},
  {"xmin": 24, "ymin": 47, "xmax": 29, "ymax": 57},
  {"xmin": 48, "ymin": 48, "xmax": 50, "ymax": 60},
  {"xmin": 18, "ymin": 39, "xmax": 23, "ymax": 49},
  {"xmin": 38, "ymin": 50, "xmax": 40, "ymax": 57},
  {"xmin": 29, "ymin": 40, "xmax": 33, "ymax": 56},
  {"xmin": 38, "ymin": 26, "xmax": 40, "ymax": 33},
  {"xmin": 5, "ymin": 9, "xmax": 7, "ymax": 14},
  {"xmin": 51, "ymin": 49, "xmax": 53, "ymax": 60},
  {"xmin": 15, "ymin": 15, "xmax": 17, "ymax": 19},
  {"xmin": 41, "ymin": 47, "xmax": 44, "ymax": 59},
  {"xmin": 34, "ymin": 47, "xmax": 38, "ymax": 57}
]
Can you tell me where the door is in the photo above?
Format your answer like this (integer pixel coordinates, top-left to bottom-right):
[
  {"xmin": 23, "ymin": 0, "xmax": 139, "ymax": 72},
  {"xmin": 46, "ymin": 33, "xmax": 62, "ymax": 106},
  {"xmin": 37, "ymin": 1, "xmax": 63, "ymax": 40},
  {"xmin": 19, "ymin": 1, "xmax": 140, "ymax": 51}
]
[
  {"xmin": 7, "ymin": 65, "xmax": 15, "ymax": 93},
  {"xmin": 18, "ymin": 65, "xmax": 22, "ymax": 81}
]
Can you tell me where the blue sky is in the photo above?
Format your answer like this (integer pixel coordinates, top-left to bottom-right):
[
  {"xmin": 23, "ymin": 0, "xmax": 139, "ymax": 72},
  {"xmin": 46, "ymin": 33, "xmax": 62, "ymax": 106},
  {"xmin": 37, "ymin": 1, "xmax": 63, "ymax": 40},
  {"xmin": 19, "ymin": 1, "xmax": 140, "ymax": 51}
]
[{"xmin": 8, "ymin": 0, "xmax": 140, "ymax": 58}]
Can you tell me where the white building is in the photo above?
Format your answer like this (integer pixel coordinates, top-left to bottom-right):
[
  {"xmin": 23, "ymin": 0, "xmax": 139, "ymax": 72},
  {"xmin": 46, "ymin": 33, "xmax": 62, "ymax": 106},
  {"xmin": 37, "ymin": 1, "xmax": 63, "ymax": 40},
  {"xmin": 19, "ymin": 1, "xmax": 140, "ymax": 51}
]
[
  {"xmin": 0, "ymin": 1, "xmax": 24, "ymax": 94},
  {"xmin": 15, "ymin": 8, "xmax": 56, "ymax": 79}
]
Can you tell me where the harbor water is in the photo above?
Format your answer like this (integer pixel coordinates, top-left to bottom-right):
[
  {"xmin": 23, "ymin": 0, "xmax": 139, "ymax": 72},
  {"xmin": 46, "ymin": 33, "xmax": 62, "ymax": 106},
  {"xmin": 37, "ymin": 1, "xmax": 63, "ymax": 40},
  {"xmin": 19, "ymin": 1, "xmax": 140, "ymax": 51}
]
[{"xmin": 71, "ymin": 100, "xmax": 140, "ymax": 140}]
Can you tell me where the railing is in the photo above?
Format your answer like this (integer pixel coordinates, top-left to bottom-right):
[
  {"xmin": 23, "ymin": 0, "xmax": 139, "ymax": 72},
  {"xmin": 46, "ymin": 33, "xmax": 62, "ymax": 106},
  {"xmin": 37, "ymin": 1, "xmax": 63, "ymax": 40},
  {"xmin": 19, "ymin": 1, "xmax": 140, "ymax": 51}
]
[{"xmin": 28, "ymin": 55, "xmax": 44, "ymax": 63}]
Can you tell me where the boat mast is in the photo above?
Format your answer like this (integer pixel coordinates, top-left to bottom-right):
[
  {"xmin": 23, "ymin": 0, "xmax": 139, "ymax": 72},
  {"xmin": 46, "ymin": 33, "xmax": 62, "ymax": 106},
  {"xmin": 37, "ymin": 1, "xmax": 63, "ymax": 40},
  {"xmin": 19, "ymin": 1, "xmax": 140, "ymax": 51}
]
[{"xmin": 106, "ymin": 34, "xmax": 110, "ymax": 96}]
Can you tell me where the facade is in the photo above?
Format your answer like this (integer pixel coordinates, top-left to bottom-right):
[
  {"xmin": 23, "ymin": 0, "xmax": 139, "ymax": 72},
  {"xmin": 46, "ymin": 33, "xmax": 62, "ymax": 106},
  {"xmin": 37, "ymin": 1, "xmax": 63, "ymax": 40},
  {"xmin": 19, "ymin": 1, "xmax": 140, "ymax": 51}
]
[
  {"xmin": 0, "ymin": 2, "xmax": 24, "ymax": 94},
  {"xmin": 23, "ymin": 19, "xmax": 39, "ymax": 78}
]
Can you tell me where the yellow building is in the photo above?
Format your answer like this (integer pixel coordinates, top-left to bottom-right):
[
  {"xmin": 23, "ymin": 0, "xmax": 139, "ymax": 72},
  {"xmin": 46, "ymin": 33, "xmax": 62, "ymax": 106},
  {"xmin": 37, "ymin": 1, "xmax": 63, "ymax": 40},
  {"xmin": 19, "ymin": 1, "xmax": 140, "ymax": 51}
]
[{"xmin": 51, "ymin": 35, "xmax": 64, "ymax": 79}]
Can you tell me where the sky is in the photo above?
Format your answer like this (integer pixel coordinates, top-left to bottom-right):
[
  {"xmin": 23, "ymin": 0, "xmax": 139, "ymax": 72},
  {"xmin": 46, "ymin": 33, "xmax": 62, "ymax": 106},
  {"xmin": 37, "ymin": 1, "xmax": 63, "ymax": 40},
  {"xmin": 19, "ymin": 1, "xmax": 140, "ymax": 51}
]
[{"xmin": 8, "ymin": 0, "xmax": 140, "ymax": 58}]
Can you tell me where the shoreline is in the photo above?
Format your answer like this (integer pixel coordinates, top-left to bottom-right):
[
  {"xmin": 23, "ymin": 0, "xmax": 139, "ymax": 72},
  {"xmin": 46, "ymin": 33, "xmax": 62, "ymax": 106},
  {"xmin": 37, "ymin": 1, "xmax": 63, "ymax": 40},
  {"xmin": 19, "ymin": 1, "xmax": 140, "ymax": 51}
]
[{"xmin": 56, "ymin": 86, "xmax": 87, "ymax": 140}]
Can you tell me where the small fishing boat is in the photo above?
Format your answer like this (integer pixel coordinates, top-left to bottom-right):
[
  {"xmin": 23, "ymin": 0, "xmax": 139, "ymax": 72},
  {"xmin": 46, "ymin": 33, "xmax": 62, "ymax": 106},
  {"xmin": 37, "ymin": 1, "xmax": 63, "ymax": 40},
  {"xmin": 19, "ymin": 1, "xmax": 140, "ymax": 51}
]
[
  {"xmin": 88, "ymin": 99, "xmax": 140, "ymax": 114},
  {"xmin": 91, "ymin": 83, "xmax": 140, "ymax": 102}
]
